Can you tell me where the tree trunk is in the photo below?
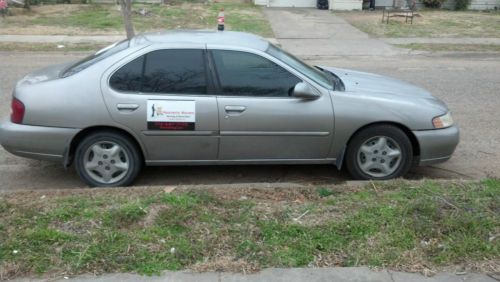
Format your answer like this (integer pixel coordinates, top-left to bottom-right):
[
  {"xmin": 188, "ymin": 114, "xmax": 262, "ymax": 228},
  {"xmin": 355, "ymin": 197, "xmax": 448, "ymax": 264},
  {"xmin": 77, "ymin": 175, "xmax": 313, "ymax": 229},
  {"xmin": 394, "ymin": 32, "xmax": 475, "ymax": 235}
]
[
  {"xmin": 119, "ymin": 0, "xmax": 135, "ymax": 39},
  {"xmin": 23, "ymin": 0, "xmax": 30, "ymax": 10}
]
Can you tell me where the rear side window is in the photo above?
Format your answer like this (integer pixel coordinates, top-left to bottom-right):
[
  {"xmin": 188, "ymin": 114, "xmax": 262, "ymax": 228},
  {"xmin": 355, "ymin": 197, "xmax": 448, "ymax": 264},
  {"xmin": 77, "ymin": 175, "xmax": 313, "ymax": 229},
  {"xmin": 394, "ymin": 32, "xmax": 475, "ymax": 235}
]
[
  {"xmin": 109, "ymin": 56, "xmax": 144, "ymax": 92},
  {"xmin": 211, "ymin": 50, "xmax": 300, "ymax": 97},
  {"xmin": 110, "ymin": 49, "xmax": 207, "ymax": 95}
]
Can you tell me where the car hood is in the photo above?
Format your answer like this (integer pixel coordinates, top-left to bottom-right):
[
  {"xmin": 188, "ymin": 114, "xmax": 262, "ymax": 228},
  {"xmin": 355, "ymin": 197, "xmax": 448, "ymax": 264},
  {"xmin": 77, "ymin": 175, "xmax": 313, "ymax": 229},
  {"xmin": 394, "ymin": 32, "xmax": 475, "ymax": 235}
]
[
  {"xmin": 16, "ymin": 62, "xmax": 73, "ymax": 87},
  {"xmin": 322, "ymin": 67, "xmax": 436, "ymax": 99}
]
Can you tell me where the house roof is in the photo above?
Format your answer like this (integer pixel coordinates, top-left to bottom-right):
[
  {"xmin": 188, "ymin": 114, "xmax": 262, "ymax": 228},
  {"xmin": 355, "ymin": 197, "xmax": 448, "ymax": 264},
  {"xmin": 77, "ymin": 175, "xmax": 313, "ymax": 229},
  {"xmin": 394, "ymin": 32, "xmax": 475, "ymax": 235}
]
[{"xmin": 132, "ymin": 30, "xmax": 270, "ymax": 51}]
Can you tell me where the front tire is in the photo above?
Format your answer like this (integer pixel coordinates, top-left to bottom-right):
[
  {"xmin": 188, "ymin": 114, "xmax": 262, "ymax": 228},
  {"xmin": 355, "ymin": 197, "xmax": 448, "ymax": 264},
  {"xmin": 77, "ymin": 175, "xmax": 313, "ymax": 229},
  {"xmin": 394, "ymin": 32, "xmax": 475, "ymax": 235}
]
[
  {"xmin": 345, "ymin": 125, "xmax": 413, "ymax": 180},
  {"xmin": 74, "ymin": 131, "xmax": 142, "ymax": 187}
]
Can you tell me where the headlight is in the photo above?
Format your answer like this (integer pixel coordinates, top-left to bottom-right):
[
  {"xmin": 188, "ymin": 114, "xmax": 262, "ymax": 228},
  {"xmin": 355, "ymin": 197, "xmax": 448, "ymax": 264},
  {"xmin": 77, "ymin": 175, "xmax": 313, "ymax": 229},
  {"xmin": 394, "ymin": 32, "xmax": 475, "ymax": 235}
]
[{"xmin": 432, "ymin": 112, "xmax": 454, "ymax": 129}]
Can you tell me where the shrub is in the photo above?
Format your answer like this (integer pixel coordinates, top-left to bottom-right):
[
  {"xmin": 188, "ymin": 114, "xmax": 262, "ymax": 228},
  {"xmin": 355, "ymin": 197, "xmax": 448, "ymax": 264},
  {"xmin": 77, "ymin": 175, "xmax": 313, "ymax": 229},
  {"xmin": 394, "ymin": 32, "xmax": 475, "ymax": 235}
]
[
  {"xmin": 454, "ymin": 0, "xmax": 470, "ymax": 10},
  {"xmin": 421, "ymin": 0, "xmax": 447, "ymax": 8}
]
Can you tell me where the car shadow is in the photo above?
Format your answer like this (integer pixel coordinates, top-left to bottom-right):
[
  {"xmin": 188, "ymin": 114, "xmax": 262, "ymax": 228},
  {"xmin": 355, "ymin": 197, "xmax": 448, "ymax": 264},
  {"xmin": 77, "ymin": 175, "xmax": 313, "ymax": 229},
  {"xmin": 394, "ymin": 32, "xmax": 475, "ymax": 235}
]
[{"xmin": 0, "ymin": 161, "xmax": 462, "ymax": 191}]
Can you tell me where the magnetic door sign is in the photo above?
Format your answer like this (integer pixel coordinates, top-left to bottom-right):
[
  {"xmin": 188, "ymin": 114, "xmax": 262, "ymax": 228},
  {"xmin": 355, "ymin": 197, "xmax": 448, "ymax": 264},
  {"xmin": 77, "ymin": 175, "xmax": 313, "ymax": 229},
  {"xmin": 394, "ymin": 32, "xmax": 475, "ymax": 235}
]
[{"xmin": 147, "ymin": 100, "xmax": 196, "ymax": 130}]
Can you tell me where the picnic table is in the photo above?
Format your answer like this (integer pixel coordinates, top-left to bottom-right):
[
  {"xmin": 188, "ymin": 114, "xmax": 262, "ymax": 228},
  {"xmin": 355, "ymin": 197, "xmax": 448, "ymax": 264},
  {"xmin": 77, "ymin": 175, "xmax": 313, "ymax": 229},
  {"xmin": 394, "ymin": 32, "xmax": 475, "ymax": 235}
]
[{"xmin": 382, "ymin": 7, "xmax": 414, "ymax": 24}]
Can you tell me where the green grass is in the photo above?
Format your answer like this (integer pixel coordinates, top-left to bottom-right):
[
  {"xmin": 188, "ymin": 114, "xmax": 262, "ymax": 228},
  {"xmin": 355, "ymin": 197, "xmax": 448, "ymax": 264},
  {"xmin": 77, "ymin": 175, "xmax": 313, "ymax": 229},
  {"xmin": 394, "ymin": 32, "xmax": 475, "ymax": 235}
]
[
  {"xmin": 0, "ymin": 180, "xmax": 498, "ymax": 279},
  {"xmin": 336, "ymin": 10, "xmax": 500, "ymax": 38},
  {"xmin": 0, "ymin": 2, "xmax": 274, "ymax": 37},
  {"xmin": 395, "ymin": 43, "xmax": 500, "ymax": 52}
]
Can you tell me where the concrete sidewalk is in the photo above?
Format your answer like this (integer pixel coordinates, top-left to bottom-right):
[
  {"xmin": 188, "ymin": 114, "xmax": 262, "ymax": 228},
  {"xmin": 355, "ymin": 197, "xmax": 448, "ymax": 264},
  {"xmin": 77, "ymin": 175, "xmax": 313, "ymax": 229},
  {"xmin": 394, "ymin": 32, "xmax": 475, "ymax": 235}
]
[
  {"xmin": 263, "ymin": 8, "xmax": 403, "ymax": 58},
  {"xmin": 14, "ymin": 267, "xmax": 498, "ymax": 282}
]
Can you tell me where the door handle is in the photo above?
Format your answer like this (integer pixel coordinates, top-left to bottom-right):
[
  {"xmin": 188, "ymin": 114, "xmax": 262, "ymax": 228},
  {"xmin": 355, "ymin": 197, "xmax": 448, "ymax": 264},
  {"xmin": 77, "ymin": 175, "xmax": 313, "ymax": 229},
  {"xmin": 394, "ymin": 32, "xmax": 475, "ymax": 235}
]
[
  {"xmin": 117, "ymin": 103, "xmax": 139, "ymax": 112},
  {"xmin": 224, "ymin": 105, "xmax": 247, "ymax": 113}
]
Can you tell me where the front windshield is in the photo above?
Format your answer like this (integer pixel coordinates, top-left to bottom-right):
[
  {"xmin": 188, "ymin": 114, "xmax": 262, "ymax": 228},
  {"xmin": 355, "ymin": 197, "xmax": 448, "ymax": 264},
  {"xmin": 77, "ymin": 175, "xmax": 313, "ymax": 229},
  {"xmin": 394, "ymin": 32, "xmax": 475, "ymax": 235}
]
[
  {"xmin": 61, "ymin": 40, "xmax": 130, "ymax": 78},
  {"xmin": 266, "ymin": 44, "xmax": 333, "ymax": 90}
]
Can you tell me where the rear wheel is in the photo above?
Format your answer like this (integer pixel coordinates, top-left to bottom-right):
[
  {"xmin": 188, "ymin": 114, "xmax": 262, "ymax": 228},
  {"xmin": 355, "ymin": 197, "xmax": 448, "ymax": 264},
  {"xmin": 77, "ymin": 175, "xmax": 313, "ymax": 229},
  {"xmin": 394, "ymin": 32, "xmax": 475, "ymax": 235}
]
[
  {"xmin": 75, "ymin": 131, "xmax": 142, "ymax": 187},
  {"xmin": 345, "ymin": 125, "xmax": 413, "ymax": 180}
]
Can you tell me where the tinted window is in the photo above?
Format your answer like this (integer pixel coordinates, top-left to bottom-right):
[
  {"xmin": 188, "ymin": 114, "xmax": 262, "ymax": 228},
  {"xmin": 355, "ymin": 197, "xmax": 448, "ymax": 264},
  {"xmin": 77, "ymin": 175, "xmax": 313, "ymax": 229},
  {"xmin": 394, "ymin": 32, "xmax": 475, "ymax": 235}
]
[
  {"xmin": 110, "ymin": 56, "xmax": 144, "ymax": 92},
  {"xmin": 143, "ymin": 49, "xmax": 207, "ymax": 94},
  {"xmin": 62, "ymin": 40, "xmax": 129, "ymax": 78},
  {"xmin": 212, "ymin": 50, "xmax": 300, "ymax": 97}
]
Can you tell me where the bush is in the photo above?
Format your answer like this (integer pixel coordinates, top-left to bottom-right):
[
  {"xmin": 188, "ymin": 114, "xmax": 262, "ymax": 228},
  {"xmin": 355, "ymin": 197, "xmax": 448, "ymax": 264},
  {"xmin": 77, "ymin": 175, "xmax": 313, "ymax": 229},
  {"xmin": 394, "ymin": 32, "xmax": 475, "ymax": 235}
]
[
  {"xmin": 421, "ymin": 0, "xmax": 447, "ymax": 8},
  {"xmin": 454, "ymin": 0, "xmax": 470, "ymax": 10}
]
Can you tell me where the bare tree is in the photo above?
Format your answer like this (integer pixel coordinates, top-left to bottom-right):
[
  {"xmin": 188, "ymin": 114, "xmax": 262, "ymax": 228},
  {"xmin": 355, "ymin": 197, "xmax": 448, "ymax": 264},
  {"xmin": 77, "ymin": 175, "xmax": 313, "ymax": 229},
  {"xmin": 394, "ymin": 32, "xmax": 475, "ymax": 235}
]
[{"xmin": 118, "ymin": 0, "xmax": 135, "ymax": 39}]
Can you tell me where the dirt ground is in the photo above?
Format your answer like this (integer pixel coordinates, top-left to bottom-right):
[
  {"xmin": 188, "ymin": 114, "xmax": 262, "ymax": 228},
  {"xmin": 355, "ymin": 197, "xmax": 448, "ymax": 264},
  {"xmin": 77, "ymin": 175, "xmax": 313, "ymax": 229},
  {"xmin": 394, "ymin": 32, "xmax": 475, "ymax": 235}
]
[{"xmin": 0, "ymin": 51, "xmax": 499, "ymax": 191}]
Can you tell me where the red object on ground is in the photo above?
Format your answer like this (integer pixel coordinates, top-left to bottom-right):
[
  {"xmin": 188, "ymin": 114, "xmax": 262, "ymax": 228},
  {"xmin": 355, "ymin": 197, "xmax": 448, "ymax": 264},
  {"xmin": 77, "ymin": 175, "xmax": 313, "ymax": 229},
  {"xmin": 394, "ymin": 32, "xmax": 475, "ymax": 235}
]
[
  {"xmin": 0, "ymin": 0, "xmax": 8, "ymax": 10},
  {"xmin": 217, "ymin": 8, "xmax": 224, "ymax": 31}
]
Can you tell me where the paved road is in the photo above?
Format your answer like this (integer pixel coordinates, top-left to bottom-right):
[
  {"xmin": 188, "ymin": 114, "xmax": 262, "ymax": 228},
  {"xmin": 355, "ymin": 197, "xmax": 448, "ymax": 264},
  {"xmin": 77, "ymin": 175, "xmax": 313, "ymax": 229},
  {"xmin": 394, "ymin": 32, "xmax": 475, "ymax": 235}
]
[{"xmin": 1, "ymin": 51, "xmax": 499, "ymax": 191}]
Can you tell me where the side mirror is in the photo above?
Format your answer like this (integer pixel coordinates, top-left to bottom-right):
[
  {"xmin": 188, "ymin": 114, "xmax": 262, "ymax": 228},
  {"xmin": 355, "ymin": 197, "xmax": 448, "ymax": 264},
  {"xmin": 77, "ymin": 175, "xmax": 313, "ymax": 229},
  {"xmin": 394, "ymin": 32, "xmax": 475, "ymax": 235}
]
[{"xmin": 292, "ymin": 82, "xmax": 320, "ymax": 99}]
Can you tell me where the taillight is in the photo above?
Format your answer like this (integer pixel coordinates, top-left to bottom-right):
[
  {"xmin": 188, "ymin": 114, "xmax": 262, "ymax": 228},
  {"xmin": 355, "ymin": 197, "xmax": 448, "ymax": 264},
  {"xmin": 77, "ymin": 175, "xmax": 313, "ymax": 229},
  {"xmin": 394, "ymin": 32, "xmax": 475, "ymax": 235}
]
[{"xmin": 10, "ymin": 98, "xmax": 25, "ymax": 124}]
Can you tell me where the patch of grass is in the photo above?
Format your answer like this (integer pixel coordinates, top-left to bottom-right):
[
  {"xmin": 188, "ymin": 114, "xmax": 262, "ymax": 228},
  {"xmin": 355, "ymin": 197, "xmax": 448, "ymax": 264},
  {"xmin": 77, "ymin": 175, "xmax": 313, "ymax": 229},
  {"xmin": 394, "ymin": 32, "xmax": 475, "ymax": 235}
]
[
  {"xmin": 31, "ymin": 4, "xmax": 123, "ymax": 30},
  {"xmin": 0, "ymin": 2, "xmax": 274, "ymax": 37},
  {"xmin": 0, "ymin": 180, "xmax": 498, "ymax": 279},
  {"xmin": 395, "ymin": 43, "xmax": 500, "ymax": 52},
  {"xmin": 108, "ymin": 202, "xmax": 148, "ymax": 226},
  {"xmin": 316, "ymin": 187, "xmax": 338, "ymax": 198},
  {"xmin": 336, "ymin": 10, "xmax": 500, "ymax": 38}
]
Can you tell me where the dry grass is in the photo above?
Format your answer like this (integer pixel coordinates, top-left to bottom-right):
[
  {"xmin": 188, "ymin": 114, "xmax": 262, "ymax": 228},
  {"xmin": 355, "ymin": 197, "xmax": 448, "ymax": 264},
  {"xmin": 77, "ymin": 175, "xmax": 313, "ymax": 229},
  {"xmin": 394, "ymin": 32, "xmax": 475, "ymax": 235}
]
[{"xmin": 336, "ymin": 10, "xmax": 500, "ymax": 38}]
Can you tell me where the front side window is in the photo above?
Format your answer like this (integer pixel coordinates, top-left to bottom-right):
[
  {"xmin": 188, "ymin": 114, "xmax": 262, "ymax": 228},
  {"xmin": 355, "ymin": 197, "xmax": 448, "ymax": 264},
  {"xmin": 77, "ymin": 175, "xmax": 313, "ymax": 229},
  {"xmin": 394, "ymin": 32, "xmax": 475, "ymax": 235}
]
[
  {"xmin": 211, "ymin": 50, "xmax": 301, "ymax": 97},
  {"xmin": 266, "ymin": 44, "xmax": 334, "ymax": 90},
  {"xmin": 109, "ymin": 49, "xmax": 207, "ymax": 95}
]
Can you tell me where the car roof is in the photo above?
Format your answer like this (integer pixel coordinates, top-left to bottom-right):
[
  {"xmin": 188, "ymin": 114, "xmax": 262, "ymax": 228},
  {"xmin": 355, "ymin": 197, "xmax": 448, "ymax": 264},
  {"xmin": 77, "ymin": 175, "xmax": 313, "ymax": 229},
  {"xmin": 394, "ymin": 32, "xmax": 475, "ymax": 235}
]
[{"xmin": 132, "ymin": 30, "xmax": 270, "ymax": 51}]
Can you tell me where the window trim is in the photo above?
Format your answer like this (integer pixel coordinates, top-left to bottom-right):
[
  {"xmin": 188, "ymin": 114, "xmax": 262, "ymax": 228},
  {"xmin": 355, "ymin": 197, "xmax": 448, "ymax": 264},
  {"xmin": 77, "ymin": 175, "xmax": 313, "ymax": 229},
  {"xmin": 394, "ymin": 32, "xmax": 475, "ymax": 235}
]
[
  {"xmin": 208, "ymin": 49, "xmax": 315, "ymax": 99},
  {"xmin": 108, "ymin": 48, "xmax": 211, "ymax": 96}
]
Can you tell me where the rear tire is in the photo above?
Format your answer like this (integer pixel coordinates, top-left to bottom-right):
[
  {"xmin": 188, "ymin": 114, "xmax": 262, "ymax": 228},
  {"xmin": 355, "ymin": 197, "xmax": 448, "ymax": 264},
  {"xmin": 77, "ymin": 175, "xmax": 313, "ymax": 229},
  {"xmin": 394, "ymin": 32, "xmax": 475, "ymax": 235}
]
[
  {"xmin": 345, "ymin": 125, "xmax": 413, "ymax": 180},
  {"xmin": 74, "ymin": 131, "xmax": 142, "ymax": 187}
]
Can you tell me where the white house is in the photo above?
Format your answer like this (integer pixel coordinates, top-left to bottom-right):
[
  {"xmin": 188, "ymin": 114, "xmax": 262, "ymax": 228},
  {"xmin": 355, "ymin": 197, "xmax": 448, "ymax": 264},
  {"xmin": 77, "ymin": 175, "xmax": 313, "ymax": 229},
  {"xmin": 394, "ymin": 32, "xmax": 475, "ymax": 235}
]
[{"xmin": 254, "ymin": 0, "xmax": 363, "ymax": 10}]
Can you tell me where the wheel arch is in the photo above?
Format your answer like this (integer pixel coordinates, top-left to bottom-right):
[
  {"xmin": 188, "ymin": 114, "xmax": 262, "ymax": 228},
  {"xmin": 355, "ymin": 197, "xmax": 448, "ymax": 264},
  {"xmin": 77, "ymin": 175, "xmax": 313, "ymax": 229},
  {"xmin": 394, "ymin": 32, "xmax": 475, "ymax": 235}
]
[
  {"xmin": 337, "ymin": 121, "xmax": 420, "ymax": 169},
  {"xmin": 64, "ymin": 125, "xmax": 146, "ymax": 167}
]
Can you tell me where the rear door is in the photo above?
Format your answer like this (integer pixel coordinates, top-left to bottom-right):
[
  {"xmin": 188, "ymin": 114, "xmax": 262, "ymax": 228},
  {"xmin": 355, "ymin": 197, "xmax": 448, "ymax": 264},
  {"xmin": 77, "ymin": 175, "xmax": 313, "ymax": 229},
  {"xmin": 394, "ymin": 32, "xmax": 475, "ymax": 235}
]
[
  {"xmin": 102, "ymin": 45, "xmax": 219, "ymax": 163},
  {"xmin": 209, "ymin": 48, "xmax": 334, "ymax": 161}
]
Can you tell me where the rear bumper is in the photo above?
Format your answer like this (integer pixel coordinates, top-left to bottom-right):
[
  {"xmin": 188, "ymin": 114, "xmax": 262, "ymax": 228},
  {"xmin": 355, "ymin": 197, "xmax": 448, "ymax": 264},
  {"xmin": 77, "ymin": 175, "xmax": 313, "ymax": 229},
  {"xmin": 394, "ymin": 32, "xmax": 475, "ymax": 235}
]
[
  {"xmin": 413, "ymin": 125, "xmax": 459, "ymax": 166},
  {"xmin": 0, "ymin": 120, "xmax": 79, "ymax": 162}
]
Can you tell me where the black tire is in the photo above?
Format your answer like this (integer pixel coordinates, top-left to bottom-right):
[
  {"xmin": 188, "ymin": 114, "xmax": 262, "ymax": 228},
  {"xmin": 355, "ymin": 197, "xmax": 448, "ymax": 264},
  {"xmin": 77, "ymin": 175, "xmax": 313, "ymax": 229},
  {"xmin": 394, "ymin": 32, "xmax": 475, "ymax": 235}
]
[
  {"xmin": 74, "ymin": 131, "xmax": 142, "ymax": 187},
  {"xmin": 345, "ymin": 125, "xmax": 413, "ymax": 180}
]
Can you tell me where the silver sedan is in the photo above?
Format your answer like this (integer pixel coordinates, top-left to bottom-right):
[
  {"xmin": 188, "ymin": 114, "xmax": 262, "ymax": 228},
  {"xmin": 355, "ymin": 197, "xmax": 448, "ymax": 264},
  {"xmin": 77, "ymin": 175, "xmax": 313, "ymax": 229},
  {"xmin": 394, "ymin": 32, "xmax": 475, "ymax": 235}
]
[{"xmin": 0, "ymin": 31, "xmax": 459, "ymax": 187}]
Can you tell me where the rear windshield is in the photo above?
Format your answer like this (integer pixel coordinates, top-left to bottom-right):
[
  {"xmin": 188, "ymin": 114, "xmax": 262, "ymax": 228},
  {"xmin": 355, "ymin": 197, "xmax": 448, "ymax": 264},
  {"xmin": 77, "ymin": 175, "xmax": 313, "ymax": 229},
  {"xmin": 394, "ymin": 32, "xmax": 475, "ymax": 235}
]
[{"xmin": 61, "ymin": 40, "xmax": 129, "ymax": 78}]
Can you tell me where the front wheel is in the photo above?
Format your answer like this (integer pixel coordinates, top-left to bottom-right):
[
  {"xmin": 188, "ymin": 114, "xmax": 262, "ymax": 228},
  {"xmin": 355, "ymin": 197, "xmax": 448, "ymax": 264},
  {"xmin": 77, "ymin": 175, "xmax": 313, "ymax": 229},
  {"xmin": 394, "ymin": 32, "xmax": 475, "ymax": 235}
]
[
  {"xmin": 345, "ymin": 125, "xmax": 413, "ymax": 180},
  {"xmin": 74, "ymin": 131, "xmax": 142, "ymax": 187}
]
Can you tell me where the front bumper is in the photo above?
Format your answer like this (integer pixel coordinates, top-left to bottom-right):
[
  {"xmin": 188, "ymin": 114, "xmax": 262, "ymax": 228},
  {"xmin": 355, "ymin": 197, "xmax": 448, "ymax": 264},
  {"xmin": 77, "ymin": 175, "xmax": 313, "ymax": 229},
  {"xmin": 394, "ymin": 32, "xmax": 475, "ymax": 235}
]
[
  {"xmin": 413, "ymin": 125, "xmax": 459, "ymax": 166},
  {"xmin": 0, "ymin": 120, "xmax": 79, "ymax": 162}
]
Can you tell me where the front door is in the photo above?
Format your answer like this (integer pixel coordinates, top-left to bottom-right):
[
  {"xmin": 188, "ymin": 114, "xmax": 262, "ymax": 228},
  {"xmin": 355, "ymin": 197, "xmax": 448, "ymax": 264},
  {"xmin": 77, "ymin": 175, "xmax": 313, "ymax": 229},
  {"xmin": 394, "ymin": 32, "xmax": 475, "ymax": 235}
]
[
  {"xmin": 102, "ymin": 47, "xmax": 219, "ymax": 163},
  {"xmin": 210, "ymin": 49, "xmax": 334, "ymax": 161}
]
